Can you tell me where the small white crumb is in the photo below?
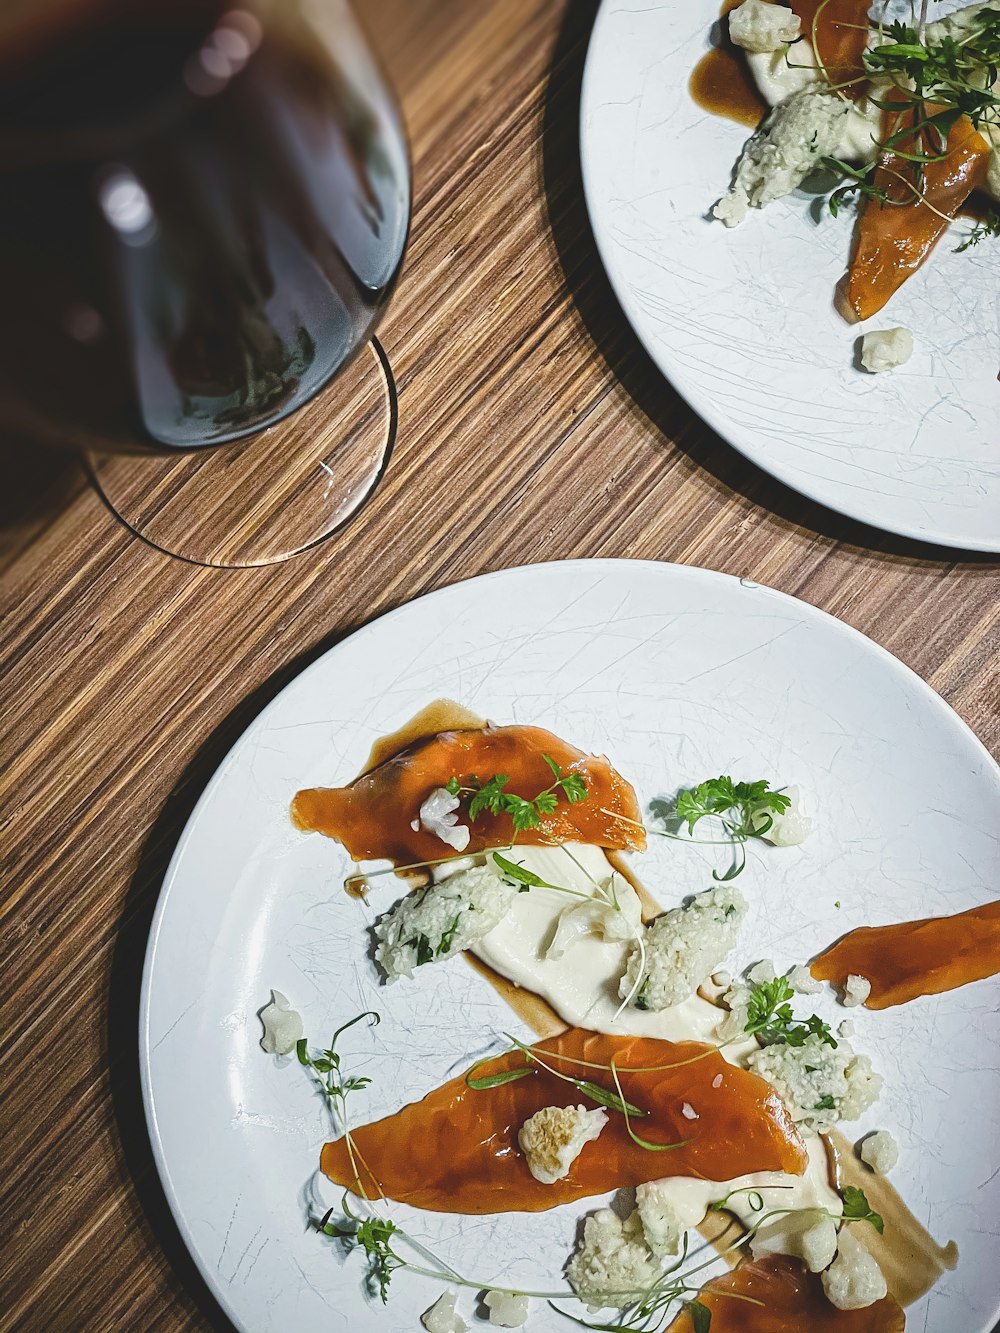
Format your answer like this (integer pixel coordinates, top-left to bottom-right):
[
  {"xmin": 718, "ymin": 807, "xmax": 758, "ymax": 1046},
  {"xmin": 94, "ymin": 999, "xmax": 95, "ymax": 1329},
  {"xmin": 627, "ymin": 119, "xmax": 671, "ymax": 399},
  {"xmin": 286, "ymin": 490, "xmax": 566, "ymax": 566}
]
[
  {"xmin": 417, "ymin": 787, "xmax": 470, "ymax": 851},
  {"xmin": 729, "ymin": 0, "xmax": 801, "ymax": 53},
  {"xmin": 712, "ymin": 970, "xmax": 732, "ymax": 987},
  {"xmin": 860, "ymin": 1129, "xmax": 899, "ymax": 1174},
  {"xmin": 838, "ymin": 1019, "xmax": 855, "ymax": 1038},
  {"xmin": 681, "ymin": 1102, "xmax": 699, "ymax": 1120},
  {"xmin": 747, "ymin": 959, "xmax": 776, "ymax": 985},
  {"xmin": 822, "ymin": 1228, "xmax": 888, "ymax": 1309},
  {"xmin": 258, "ymin": 990, "xmax": 303, "ymax": 1055},
  {"xmin": 422, "ymin": 1290, "xmax": 467, "ymax": 1333},
  {"xmin": 787, "ymin": 964, "xmax": 823, "ymax": 995},
  {"xmin": 484, "ymin": 1290, "xmax": 530, "ymax": 1327},
  {"xmin": 410, "ymin": 818, "xmax": 420, "ymax": 831},
  {"xmin": 860, "ymin": 327, "xmax": 913, "ymax": 373},
  {"xmin": 712, "ymin": 1073, "xmax": 723, "ymax": 1089},
  {"xmin": 843, "ymin": 974, "xmax": 872, "ymax": 1008},
  {"xmin": 518, "ymin": 1104, "xmax": 607, "ymax": 1184}
]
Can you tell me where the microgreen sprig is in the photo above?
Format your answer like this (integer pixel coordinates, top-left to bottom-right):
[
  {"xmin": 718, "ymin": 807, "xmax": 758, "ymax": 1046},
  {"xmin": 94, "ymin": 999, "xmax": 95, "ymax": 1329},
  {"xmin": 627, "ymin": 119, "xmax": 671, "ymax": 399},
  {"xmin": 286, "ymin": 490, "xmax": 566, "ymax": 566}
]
[
  {"xmin": 743, "ymin": 976, "xmax": 837, "ymax": 1049},
  {"xmin": 296, "ymin": 1011, "xmax": 380, "ymax": 1116},
  {"xmin": 446, "ymin": 754, "xmax": 588, "ymax": 833},
  {"xmin": 675, "ymin": 778, "xmax": 791, "ymax": 881}
]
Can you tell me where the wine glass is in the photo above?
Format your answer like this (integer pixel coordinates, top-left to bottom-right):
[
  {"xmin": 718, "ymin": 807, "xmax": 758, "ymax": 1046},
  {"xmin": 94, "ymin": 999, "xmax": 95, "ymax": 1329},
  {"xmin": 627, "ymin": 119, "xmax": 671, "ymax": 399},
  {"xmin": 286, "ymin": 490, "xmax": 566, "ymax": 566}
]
[{"xmin": 0, "ymin": 0, "xmax": 410, "ymax": 566}]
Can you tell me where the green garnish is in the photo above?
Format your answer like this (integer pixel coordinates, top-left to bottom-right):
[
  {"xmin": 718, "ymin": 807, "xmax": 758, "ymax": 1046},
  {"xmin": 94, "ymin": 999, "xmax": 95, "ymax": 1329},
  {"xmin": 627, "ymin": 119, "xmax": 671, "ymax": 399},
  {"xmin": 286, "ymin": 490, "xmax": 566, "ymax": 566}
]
[
  {"xmin": 814, "ymin": 1093, "xmax": 837, "ymax": 1111},
  {"xmin": 674, "ymin": 777, "xmax": 791, "ymax": 880},
  {"xmin": 446, "ymin": 755, "xmax": 588, "ymax": 832},
  {"xmin": 296, "ymin": 1011, "xmax": 380, "ymax": 1110},
  {"xmin": 841, "ymin": 1185, "xmax": 885, "ymax": 1235},
  {"xmin": 318, "ymin": 1200, "xmax": 405, "ymax": 1303},
  {"xmin": 744, "ymin": 976, "xmax": 837, "ymax": 1049},
  {"xmin": 956, "ymin": 211, "xmax": 1000, "ymax": 251}
]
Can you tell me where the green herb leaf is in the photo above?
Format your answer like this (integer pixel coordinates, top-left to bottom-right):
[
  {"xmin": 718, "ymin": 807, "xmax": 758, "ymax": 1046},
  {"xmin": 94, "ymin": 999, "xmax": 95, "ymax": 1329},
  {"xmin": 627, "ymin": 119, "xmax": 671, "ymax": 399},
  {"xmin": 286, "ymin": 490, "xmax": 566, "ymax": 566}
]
[
  {"xmin": 490, "ymin": 852, "xmax": 562, "ymax": 890},
  {"xmin": 814, "ymin": 1094, "xmax": 836, "ymax": 1111},
  {"xmin": 572, "ymin": 1078, "xmax": 648, "ymax": 1117},
  {"xmin": 673, "ymin": 776, "xmax": 791, "ymax": 878},
  {"xmin": 841, "ymin": 1185, "xmax": 885, "ymax": 1235},
  {"xmin": 466, "ymin": 1065, "xmax": 535, "ymax": 1090},
  {"xmin": 744, "ymin": 977, "xmax": 837, "ymax": 1050},
  {"xmin": 686, "ymin": 1300, "xmax": 712, "ymax": 1333}
]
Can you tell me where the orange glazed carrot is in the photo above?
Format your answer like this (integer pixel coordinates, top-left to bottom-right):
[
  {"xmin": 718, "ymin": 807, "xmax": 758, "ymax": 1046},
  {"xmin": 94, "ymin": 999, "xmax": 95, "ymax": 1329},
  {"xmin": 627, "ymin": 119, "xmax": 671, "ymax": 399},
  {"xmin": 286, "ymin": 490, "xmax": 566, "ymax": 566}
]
[{"xmin": 846, "ymin": 102, "xmax": 990, "ymax": 320}]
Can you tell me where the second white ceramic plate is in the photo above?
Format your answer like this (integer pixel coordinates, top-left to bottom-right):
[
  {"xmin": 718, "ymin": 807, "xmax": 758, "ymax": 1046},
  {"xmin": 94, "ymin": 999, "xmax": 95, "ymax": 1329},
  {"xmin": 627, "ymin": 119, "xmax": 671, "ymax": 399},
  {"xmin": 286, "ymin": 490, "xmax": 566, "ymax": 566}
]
[
  {"xmin": 581, "ymin": 1, "xmax": 1000, "ymax": 550},
  {"xmin": 141, "ymin": 560, "xmax": 1000, "ymax": 1331}
]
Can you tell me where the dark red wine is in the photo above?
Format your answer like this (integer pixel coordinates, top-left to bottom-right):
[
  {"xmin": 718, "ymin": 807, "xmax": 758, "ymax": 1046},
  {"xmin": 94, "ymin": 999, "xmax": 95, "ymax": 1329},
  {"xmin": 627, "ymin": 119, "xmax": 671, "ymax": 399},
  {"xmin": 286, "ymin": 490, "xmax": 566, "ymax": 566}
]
[{"xmin": 0, "ymin": 0, "xmax": 409, "ymax": 452}]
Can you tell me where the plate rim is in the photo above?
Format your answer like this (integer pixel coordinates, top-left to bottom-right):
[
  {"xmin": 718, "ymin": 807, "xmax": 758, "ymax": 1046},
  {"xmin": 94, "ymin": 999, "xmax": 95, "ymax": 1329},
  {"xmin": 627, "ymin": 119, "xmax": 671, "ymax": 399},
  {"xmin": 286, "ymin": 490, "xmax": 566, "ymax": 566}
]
[
  {"xmin": 138, "ymin": 557, "xmax": 1000, "ymax": 1331},
  {"xmin": 578, "ymin": 0, "xmax": 1000, "ymax": 555}
]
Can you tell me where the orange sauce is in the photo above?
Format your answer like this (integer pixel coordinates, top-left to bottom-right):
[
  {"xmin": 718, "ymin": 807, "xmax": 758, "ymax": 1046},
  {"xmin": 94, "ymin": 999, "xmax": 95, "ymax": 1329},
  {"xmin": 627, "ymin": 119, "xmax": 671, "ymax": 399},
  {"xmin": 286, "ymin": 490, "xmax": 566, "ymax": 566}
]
[
  {"xmin": 844, "ymin": 100, "xmax": 990, "ymax": 320},
  {"xmin": 787, "ymin": 0, "xmax": 871, "ymax": 91},
  {"xmin": 666, "ymin": 1254, "xmax": 904, "ymax": 1332},
  {"xmin": 811, "ymin": 898, "xmax": 1000, "ymax": 1009},
  {"xmin": 320, "ymin": 1028, "xmax": 807, "ymax": 1213},
  {"xmin": 291, "ymin": 723, "xmax": 646, "ymax": 863}
]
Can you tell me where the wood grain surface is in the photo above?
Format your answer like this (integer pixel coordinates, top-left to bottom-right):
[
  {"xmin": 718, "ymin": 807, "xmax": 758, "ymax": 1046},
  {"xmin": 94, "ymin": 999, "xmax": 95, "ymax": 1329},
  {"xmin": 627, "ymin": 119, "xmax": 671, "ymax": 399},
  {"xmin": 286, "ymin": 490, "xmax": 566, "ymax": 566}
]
[{"xmin": 1, "ymin": 1, "xmax": 998, "ymax": 1329}]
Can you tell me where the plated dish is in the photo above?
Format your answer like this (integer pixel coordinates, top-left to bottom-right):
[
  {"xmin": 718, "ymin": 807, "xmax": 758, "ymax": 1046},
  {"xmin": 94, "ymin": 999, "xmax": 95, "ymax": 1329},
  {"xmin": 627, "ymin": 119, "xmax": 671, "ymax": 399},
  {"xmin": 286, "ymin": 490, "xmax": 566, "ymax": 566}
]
[
  {"xmin": 139, "ymin": 560, "xmax": 1000, "ymax": 1331},
  {"xmin": 580, "ymin": 0, "xmax": 1000, "ymax": 550}
]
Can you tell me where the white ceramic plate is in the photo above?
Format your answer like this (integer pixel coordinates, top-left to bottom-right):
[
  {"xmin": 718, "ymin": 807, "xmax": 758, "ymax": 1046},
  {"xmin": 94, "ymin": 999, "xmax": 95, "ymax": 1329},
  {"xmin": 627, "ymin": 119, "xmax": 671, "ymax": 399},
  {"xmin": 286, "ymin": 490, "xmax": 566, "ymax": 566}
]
[
  {"xmin": 140, "ymin": 559, "xmax": 1000, "ymax": 1332},
  {"xmin": 580, "ymin": 1, "xmax": 1000, "ymax": 551}
]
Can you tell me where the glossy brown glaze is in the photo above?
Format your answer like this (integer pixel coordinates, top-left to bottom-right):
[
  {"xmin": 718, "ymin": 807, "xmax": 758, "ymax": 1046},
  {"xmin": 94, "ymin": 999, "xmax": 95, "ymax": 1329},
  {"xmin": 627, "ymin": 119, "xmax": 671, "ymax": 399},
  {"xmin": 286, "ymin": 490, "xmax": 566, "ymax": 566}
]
[
  {"xmin": 321, "ymin": 1028, "xmax": 807, "ymax": 1212},
  {"xmin": 666, "ymin": 1253, "xmax": 904, "ymax": 1332},
  {"xmin": 361, "ymin": 698, "xmax": 485, "ymax": 773},
  {"xmin": 827, "ymin": 1130, "xmax": 958, "ymax": 1306},
  {"xmin": 690, "ymin": 0, "xmax": 768, "ymax": 128},
  {"xmin": 845, "ymin": 104, "xmax": 990, "ymax": 320},
  {"xmin": 292, "ymin": 722, "xmax": 646, "ymax": 862},
  {"xmin": 811, "ymin": 899, "xmax": 1000, "ymax": 1009}
]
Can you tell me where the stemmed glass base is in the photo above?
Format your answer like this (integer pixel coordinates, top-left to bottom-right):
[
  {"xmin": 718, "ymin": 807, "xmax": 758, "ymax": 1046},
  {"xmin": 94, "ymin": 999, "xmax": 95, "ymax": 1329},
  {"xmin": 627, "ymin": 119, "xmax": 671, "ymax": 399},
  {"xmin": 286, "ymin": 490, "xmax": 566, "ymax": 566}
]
[{"xmin": 88, "ymin": 339, "xmax": 396, "ymax": 568}]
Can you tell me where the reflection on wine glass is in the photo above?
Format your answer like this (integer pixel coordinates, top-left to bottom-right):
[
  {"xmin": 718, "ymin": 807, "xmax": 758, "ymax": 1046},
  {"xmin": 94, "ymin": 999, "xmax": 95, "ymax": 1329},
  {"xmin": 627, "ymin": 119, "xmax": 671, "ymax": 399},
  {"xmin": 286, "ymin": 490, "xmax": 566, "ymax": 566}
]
[{"xmin": 0, "ymin": 0, "xmax": 410, "ymax": 565}]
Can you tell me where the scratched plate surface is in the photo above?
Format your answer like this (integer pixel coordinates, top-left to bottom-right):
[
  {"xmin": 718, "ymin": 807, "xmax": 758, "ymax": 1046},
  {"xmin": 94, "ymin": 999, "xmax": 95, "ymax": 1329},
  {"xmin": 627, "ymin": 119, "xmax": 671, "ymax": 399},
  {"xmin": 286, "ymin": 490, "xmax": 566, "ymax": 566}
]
[
  {"xmin": 140, "ymin": 560, "xmax": 1000, "ymax": 1331},
  {"xmin": 580, "ymin": 1, "xmax": 1000, "ymax": 551}
]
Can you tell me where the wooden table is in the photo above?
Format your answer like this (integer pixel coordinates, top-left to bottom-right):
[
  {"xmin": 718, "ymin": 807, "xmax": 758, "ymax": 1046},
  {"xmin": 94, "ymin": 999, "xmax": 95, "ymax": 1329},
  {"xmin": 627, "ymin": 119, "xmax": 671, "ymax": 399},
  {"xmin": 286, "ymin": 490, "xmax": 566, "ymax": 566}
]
[{"xmin": 2, "ymin": 0, "xmax": 998, "ymax": 1328}]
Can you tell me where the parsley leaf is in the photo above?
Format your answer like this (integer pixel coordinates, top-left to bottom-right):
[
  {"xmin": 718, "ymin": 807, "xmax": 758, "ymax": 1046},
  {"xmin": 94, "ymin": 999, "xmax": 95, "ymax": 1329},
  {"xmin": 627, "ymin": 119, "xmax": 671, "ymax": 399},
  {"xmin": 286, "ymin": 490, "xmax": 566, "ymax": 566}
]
[
  {"xmin": 449, "ymin": 756, "xmax": 589, "ymax": 835},
  {"xmin": 814, "ymin": 1093, "xmax": 836, "ymax": 1111},
  {"xmin": 674, "ymin": 776, "xmax": 791, "ymax": 879},
  {"xmin": 744, "ymin": 976, "xmax": 837, "ymax": 1049},
  {"xmin": 841, "ymin": 1185, "xmax": 885, "ymax": 1235}
]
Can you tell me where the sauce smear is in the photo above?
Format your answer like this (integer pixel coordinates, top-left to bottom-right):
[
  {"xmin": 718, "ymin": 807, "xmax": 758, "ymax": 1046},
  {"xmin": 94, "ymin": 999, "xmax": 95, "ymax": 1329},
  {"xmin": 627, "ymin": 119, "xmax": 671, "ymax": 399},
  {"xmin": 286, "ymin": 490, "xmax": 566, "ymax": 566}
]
[
  {"xmin": 811, "ymin": 898, "xmax": 1000, "ymax": 1009},
  {"xmin": 787, "ymin": 0, "xmax": 870, "ymax": 90},
  {"xmin": 321, "ymin": 1028, "xmax": 807, "ymax": 1213},
  {"xmin": 292, "ymin": 723, "xmax": 646, "ymax": 863},
  {"xmin": 666, "ymin": 1253, "xmax": 904, "ymax": 1332},
  {"xmin": 690, "ymin": 0, "xmax": 768, "ymax": 128}
]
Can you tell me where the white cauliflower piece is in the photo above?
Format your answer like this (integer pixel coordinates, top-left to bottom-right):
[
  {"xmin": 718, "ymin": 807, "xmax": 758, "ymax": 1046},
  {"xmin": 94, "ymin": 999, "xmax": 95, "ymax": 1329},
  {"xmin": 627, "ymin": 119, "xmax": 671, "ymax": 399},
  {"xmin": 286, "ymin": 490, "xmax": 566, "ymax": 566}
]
[
  {"xmin": 258, "ymin": 990, "xmax": 303, "ymax": 1055},
  {"xmin": 417, "ymin": 786, "xmax": 471, "ymax": 851},
  {"xmin": 729, "ymin": 0, "xmax": 801, "ymax": 53},
  {"xmin": 787, "ymin": 963, "xmax": 823, "ymax": 995},
  {"xmin": 546, "ymin": 879, "xmax": 641, "ymax": 960},
  {"xmin": 860, "ymin": 327, "xmax": 914, "ymax": 374},
  {"xmin": 714, "ymin": 88, "xmax": 861, "ymax": 226},
  {"xmin": 748, "ymin": 1032, "xmax": 882, "ymax": 1133},
  {"xmin": 518, "ymin": 1104, "xmax": 607, "ymax": 1184},
  {"xmin": 860, "ymin": 1130, "xmax": 899, "ymax": 1175},
  {"xmin": 484, "ymin": 1290, "xmax": 530, "ymax": 1327},
  {"xmin": 422, "ymin": 1290, "xmax": 468, "ymax": 1333},
  {"xmin": 843, "ymin": 974, "xmax": 872, "ymax": 1008},
  {"xmin": 635, "ymin": 1180, "xmax": 688, "ymax": 1257},
  {"xmin": 750, "ymin": 1207, "xmax": 838, "ymax": 1273},
  {"xmin": 374, "ymin": 865, "xmax": 516, "ymax": 980},
  {"xmin": 747, "ymin": 958, "xmax": 776, "ymax": 986},
  {"xmin": 565, "ymin": 1209, "xmax": 660, "ymax": 1310},
  {"xmin": 619, "ymin": 885, "xmax": 747, "ymax": 1011},
  {"xmin": 766, "ymin": 787, "xmax": 813, "ymax": 846},
  {"xmin": 822, "ymin": 1228, "xmax": 888, "ymax": 1310}
]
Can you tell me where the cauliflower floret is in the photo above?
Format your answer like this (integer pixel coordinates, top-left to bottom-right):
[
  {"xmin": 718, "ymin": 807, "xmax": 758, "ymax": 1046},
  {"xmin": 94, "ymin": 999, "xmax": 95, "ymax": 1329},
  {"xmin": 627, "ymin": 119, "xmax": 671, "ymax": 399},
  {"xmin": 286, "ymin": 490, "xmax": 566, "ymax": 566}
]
[
  {"xmin": 748, "ymin": 1033, "xmax": 883, "ymax": 1133},
  {"xmin": 374, "ymin": 865, "xmax": 516, "ymax": 981},
  {"xmin": 843, "ymin": 973, "xmax": 872, "ymax": 1007},
  {"xmin": 714, "ymin": 88, "xmax": 862, "ymax": 226},
  {"xmin": 258, "ymin": 990, "xmax": 303, "ymax": 1055},
  {"xmin": 545, "ymin": 879, "xmax": 642, "ymax": 960},
  {"xmin": 484, "ymin": 1290, "xmax": 530, "ymax": 1327},
  {"xmin": 422, "ymin": 1290, "xmax": 468, "ymax": 1333},
  {"xmin": 750, "ymin": 1207, "xmax": 838, "ymax": 1273},
  {"xmin": 860, "ymin": 328, "xmax": 913, "ymax": 374},
  {"xmin": 619, "ymin": 885, "xmax": 747, "ymax": 1011},
  {"xmin": 860, "ymin": 1130, "xmax": 899, "ymax": 1175},
  {"xmin": 729, "ymin": 0, "xmax": 801, "ymax": 53},
  {"xmin": 787, "ymin": 963, "xmax": 823, "ymax": 995},
  {"xmin": 416, "ymin": 786, "xmax": 470, "ymax": 851},
  {"xmin": 822, "ymin": 1228, "xmax": 888, "ymax": 1310},
  {"xmin": 518, "ymin": 1104, "xmax": 607, "ymax": 1184},
  {"xmin": 747, "ymin": 958, "xmax": 776, "ymax": 986},
  {"xmin": 565, "ymin": 1209, "xmax": 660, "ymax": 1310},
  {"xmin": 765, "ymin": 787, "xmax": 813, "ymax": 846},
  {"xmin": 635, "ymin": 1180, "xmax": 689, "ymax": 1257}
]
